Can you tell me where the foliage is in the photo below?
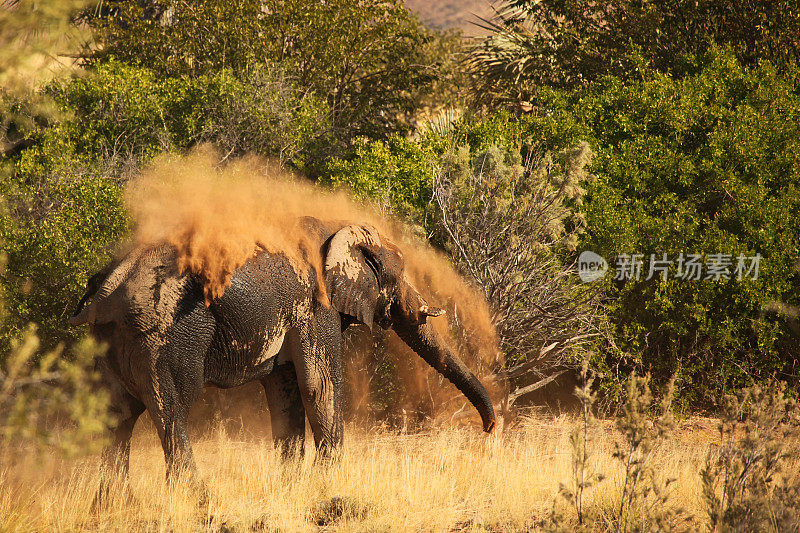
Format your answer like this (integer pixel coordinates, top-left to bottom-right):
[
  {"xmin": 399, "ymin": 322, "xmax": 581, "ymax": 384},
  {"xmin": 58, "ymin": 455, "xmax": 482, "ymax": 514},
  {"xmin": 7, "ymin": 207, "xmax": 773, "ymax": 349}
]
[
  {"xmin": 469, "ymin": 0, "xmax": 800, "ymax": 104},
  {"xmin": 408, "ymin": 29, "xmax": 473, "ymax": 121},
  {"xmin": 701, "ymin": 381, "xmax": 800, "ymax": 532},
  {"xmin": 0, "ymin": 158, "xmax": 126, "ymax": 352},
  {"xmin": 0, "ymin": 0, "xmax": 112, "ymax": 462},
  {"xmin": 583, "ymin": 50, "xmax": 800, "ymax": 406},
  {"xmin": 0, "ymin": 325, "xmax": 110, "ymax": 456},
  {"xmin": 325, "ymin": 135, "xmax": 436, "ymax": 222},
  {"xmin": 88, "ymin": 0, "xmax": 439, "ymax": 150},
  {"xmin": 470, "ymin": 48, "xmax": 800, "ymax": 407},
  {"xmin": 52, "ymin": 61, "xmax": 330, "ymax": 172},
  {"xmin": 429, "ymin": 142, "xmax": 601, "ymax": 400},
  {"xmin": 0, "ymin": 0, "xmax": 124, "ymax": 355},
  {"xmin": 0, "ymin": 0, "xmax": 89, "ymax": 155}
]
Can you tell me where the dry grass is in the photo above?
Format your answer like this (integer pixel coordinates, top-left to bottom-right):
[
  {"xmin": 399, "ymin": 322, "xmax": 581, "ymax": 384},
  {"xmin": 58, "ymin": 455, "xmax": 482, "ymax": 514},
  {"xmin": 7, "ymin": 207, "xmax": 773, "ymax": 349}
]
[{"xmin": 0, "ymin": 415, "xmax": 722, "ymax": 532}]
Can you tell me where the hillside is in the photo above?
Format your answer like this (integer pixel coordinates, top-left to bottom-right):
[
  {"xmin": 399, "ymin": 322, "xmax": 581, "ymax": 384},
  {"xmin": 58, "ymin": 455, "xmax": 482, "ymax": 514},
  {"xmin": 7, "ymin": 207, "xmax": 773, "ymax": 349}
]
[{"xmin": 404, "ymin": 0, "xmax": 496, "ymax": 35}]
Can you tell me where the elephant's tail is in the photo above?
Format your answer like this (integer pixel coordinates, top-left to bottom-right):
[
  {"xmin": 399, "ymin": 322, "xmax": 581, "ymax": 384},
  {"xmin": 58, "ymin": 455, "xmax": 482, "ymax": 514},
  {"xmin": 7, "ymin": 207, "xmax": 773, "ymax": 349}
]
[
  {"xmin": 69, "ymin": 249, "xmax": 142, "ymax": 326},
  {"xmin": 69, "ymin": 287, "xmax": 101, "ymax": 326}
]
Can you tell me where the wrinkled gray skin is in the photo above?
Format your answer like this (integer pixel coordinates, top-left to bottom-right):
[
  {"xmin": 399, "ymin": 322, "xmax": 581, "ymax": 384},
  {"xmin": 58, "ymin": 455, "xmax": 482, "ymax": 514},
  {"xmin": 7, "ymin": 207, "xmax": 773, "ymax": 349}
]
[{"xmin": 71, "ymin": 217, "xmax": 495, "ymax": 487}]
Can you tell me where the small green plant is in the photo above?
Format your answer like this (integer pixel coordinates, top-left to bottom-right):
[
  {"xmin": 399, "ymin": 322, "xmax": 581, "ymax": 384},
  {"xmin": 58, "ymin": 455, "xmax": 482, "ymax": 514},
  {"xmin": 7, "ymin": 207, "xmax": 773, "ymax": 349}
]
[
  {"xmin": 0, "ymin": 324, "xmax": 110, "ymax": 457},
  {"xmin": 546, "ymin": 357, "xmax": 605, "ymax": 532},
  {"xmin": 701, "ymin": 381, "xmax": 800, "ymax": 532},
  {"xmin": 609, "ymin": 374, "xmax": 685, "ymax": 533}
]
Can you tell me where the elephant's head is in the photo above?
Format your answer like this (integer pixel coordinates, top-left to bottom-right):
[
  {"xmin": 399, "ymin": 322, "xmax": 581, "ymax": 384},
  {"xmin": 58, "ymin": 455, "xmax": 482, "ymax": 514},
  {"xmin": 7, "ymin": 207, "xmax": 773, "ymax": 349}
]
[{"xmin": 324, "ymin": 224, "xmax": 496, "ymax": 433}]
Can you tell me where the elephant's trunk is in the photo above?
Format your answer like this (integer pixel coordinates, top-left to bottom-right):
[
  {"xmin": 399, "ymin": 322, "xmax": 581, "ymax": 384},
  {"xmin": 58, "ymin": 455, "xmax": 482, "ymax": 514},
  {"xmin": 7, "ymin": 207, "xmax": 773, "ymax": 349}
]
[{"xmin": 392, "ymin": 321, "xmax": 496, "ymax": 433}]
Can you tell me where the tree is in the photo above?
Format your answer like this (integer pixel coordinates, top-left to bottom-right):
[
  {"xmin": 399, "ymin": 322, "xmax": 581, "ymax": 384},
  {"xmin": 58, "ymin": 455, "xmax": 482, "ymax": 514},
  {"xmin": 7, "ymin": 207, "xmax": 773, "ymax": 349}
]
[
  {"xmin": 0, "ymin": 0, "xmax": 111, "ymax": 454},
  {"xmin": 88, "ymin": 0, "xmax": 438, "ymax": 152},
  {"xmin": 429, "ymin": 142, "xmax": 601, "ymax": 406},
  {"xmin": 515, "ymin": 48, "xmax": 800, "ymax": 406},
  {"xmin": 468, "ymin": 0, "xmax": 800, "ymax": 106}
]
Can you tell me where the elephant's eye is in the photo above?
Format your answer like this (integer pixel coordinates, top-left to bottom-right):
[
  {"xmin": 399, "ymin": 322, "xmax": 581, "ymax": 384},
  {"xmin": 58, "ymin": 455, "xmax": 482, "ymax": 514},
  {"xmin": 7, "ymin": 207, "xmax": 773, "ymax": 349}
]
[{"xmin": 362, "ymin": 250, "xmax": 382, "ymax": 288}]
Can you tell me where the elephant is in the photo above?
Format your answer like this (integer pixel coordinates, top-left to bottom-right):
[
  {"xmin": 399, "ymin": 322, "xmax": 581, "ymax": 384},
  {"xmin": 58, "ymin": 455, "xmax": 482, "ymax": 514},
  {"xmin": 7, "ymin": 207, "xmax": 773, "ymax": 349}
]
[{"xmin": 70, "ymin": 216, "xmax": 496, "ymax": 486}]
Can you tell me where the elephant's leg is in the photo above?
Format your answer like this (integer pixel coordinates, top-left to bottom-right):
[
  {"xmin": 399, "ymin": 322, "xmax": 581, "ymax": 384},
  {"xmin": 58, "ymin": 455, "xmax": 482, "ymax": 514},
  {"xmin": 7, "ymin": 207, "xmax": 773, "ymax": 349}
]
[
  {"xmin": 145, "ymin": 328, "xmax": 210, "ymax": 484},
  {"xmin": 93, "ymin": 366, "xmax": 145, "ymax": 510},
  {"xmin": 158, "ymin": 409, "xmax": 196, "ymax": 482},
  {"xmin": 102, "ymin": 396, "xmax": 145, "ymax": 479},
  {"xmin": 144, "ymin": 388, "xmax": 209, "ymax": 506},
  {"xmin": 293, "ymin": 307, "xmax": 344, "ymax": 457},
  {"xmin": 262, "ymin": 361, "xmax": 306, "ymax": 456},
  {"xmin": 142, "ymin": 362, "xmax": 203, "ymax": 483}
]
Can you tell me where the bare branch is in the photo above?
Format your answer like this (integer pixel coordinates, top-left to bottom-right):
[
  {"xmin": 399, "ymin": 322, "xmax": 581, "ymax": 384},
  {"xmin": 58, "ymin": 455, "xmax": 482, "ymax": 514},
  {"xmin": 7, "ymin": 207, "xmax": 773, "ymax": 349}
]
[{"xmin": 428, "ymin": 143, "xmax": 602, "ymax": 403}]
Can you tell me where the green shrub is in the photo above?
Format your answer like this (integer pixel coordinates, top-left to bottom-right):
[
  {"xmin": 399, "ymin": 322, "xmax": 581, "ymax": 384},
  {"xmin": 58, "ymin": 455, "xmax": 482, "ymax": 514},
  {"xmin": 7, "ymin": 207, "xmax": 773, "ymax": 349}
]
[
  {"xmin": 325, "ymin": 136, "xmax": 436, "ymax": 223},
  {"xmin": 469, "ymin": 0, "xmax": 800, "ymax": 104},
  {"xmin": 0, "ymin": 149, "xmax": 127, "ymax": 351},
  {"xmin": 467, "ymin": 48, "xmax": 800, "ymax": 406},
  {"xmin": 88, "ymin": 0, "xmax": 437, "ymax": 148},
  {"xmin": 572, "ymin": 49, "xmax": 800, "ymax": 406},
  {"xmin": 0, "ymin": 0, "xmax": 113, "ymax": 459},
  {"xmin": 51, "ymin": 62, "xmax": 330, "ymax": 173}
]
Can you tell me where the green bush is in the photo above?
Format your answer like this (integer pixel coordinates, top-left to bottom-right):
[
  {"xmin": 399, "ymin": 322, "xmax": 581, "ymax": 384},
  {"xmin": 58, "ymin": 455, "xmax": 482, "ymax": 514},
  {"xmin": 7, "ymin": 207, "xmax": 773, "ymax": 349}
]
[
  {"xmin": 524, "ymin": 48, "xmax": 800, "ymax": 406},
  {"xmin": 0, "ymin": 152, "xmax": 127, "ymax": 352},
  {"xmin": 469, "ymin": 0, "xmax": 800, "ymax": 105},
  {"xmin": 323, "ymin": 112, "xmax": 570, "ymax": 228},
  {"xmin": 0, "ymin": 0, "xmax": 114, "ymax": 458},
  {"xmin": 325, "ymin": 136, "xmax": 436, "ymax": 223},
  {"xmin": 88, "ymin": 0, "xmax": 438, "ymax": 149},
  {"xmin": 51, "ymin": 62, "xmax": 330, "ymax": 173}
]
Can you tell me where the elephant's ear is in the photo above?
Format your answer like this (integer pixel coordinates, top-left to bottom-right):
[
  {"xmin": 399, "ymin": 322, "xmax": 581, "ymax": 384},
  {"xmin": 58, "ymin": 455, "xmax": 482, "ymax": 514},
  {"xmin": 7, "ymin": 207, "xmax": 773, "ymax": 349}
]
[{"xmin": 324, "ymin": 225, "xmax": 383, "ymax": 327}]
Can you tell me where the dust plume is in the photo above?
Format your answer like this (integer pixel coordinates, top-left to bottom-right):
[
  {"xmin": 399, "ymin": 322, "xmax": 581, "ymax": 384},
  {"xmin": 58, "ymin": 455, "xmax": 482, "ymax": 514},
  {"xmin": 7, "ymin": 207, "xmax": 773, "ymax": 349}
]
[
  {"xmin": 126, "ymin": 147, "xmax": 350, "ymax": 304},
  {"xmin": 125, "ymin": 146, "xmax": 502, "ymax": 425}
]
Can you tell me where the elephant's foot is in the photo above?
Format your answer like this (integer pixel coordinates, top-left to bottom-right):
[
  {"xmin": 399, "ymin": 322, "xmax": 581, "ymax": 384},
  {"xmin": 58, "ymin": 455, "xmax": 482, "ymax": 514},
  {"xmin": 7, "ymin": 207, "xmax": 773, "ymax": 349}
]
[
  {"xmin": 91, "ymin": 477, "xmax": 138, "ymax": 513},
  {"xmin": 273, "ymin": 436, "xmax": 306, "ymax": 460},
  {"xmin": 166, "ymin": 467, "xmax": 210, "ymax": 508}
]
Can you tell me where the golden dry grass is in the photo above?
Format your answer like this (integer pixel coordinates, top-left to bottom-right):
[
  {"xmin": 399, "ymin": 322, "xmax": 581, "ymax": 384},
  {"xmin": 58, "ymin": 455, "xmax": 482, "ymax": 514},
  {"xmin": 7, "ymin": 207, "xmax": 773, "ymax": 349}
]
[{"xmin": 0, "ymin": 414, "xmax": 725, "ymax": 532}]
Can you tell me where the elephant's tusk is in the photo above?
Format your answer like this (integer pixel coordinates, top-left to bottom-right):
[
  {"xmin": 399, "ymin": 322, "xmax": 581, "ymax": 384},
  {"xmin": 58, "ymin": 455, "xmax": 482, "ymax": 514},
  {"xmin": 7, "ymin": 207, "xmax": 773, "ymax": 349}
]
[{"xmin": 419, "ymin": 305, "xmax": 445, "ymax": 317}]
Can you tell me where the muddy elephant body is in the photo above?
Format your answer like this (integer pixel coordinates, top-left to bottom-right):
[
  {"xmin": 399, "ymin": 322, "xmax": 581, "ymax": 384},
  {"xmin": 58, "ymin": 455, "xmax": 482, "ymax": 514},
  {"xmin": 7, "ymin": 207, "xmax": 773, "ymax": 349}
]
[{"xmin": 71, "ymin": 218, "xmax": 495, "ymax": 481}]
